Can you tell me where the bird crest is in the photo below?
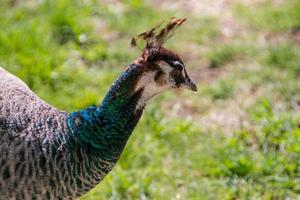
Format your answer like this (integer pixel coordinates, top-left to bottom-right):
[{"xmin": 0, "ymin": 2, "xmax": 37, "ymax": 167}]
[{"xmin": 131, "ymin": 17, "xmax": 186, "ymax": 60}]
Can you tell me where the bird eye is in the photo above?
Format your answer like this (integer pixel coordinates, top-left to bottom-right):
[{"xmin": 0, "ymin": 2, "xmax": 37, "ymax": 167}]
[
  {"xmin": 172, "ymin": 69, "xmax": 181, "ymax": 78},
  {"xmin": 172, "ymin": 61, "xmax": 183, "ymax": 70}
]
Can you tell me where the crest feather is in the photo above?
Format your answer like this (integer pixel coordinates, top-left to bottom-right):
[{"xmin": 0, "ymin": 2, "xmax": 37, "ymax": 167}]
[{"xmin": 131, "ymin": 17, "xmax": 186, "ymax": 51}]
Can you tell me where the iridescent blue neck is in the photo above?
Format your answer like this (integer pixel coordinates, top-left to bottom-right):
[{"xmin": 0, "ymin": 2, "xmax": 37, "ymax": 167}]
[{"xmin": 66, "ymin": 64, "xmax": 145, "ymax": 161}]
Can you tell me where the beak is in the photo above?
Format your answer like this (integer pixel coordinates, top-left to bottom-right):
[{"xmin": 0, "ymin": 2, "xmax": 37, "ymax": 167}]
[
  {"xmin": 183, "ymin": 76, "xmax": 198, "ymax": 92},
  {"xmin": 182, "ymin": 67, "xmax": 197, "ymax": 92}
]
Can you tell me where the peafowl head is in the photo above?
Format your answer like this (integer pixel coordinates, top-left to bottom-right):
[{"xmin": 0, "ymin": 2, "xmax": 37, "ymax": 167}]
[{"xmin": 130, "ymin": 18, "xmax": 197, "ymax": 105}]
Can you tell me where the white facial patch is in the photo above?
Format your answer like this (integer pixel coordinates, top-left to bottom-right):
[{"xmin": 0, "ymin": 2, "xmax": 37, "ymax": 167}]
[
  {"xmin": 158, "ymin": 61, "xmax": 177, "ymax": 86},
  {"xmin": 159, "ymin": 61, "xmax": 173, "ymax": 73},
  {"xmin": 172, "ymin": 61, "xmax": 183, "ymax": 69},
  {"xmin": 134, "ymin": 61, "xmax": 174, "ymax": 110}
]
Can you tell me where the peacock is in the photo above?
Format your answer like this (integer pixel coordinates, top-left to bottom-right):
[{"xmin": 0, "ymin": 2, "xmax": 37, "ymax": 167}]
[{"xmin": 0, "ymin": 18, "xmax": 197, "ymax": 199}]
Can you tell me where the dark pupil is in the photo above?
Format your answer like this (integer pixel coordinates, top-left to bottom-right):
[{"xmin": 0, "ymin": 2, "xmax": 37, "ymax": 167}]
[
  {"xmin": 172, "ymin": 70, "xmax": 181, "ymax": 78},
  {"xmin": 173, "ymin": 70, "xmax": 185, "ymax": 85},
  {"xmin": 166, "ymin": 60, "xmax": 183, "ymax": 70}
]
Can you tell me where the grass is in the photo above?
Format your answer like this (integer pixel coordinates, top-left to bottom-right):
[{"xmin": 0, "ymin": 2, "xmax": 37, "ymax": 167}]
[
  {"xmin": 234, "ymin": 0, "xmax": 300, "ymax": 31},
  {"xmin": 207, "ymin": 43, "xmax": 249, "ymax": 68},
  {"xmin": 1, "ymin": 0, "xmax": 300, "ymax": 199},
  {"xmin": 201, "ymin": 78, "xmax": 235, "ymax": 100},
  {"xmin": 264, "ymin": 43, "xmax": 300, "ymax": 75}
]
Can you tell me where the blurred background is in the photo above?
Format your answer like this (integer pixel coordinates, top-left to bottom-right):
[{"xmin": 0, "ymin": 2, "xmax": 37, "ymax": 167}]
[{"xmin": 1, "ymin": 0, "xmax": 300, "ymax": 199}]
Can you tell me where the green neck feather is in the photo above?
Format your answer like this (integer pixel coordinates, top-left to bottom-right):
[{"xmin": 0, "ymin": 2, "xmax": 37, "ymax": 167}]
[{"xmin": 67, "ymin": 64, "xmax": 145, "ymax": 161}]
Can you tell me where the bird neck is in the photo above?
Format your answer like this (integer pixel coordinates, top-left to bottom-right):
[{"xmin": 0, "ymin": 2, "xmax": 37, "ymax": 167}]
[{"xmin": 67, "ymin": 64, "xmax": 145, "ymax": 162}]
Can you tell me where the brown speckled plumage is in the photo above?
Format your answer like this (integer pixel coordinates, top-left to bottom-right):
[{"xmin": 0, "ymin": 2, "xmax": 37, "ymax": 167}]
[
  {"xmin": 0, "ymin": 66, "xmax": 136, "ymax": 199},
  {"xmin": 0, "ymin": 17, "xmax": 196, "ymax": 200}
]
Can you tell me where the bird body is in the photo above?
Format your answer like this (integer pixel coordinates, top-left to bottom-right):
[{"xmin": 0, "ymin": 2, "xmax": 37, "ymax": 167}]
[
  {"xmin": 0, "ymin": 18, "xmax": 197, "ymax": 199},
  {"xmin": 0, "ymin": 65, "xmax": 145, "ymax": 199}
]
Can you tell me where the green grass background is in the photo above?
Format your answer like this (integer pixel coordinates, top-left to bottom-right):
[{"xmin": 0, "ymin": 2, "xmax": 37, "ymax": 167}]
[{"xmin": 1, "ymin": 0, "xmax": 300, "ymax": 199}]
